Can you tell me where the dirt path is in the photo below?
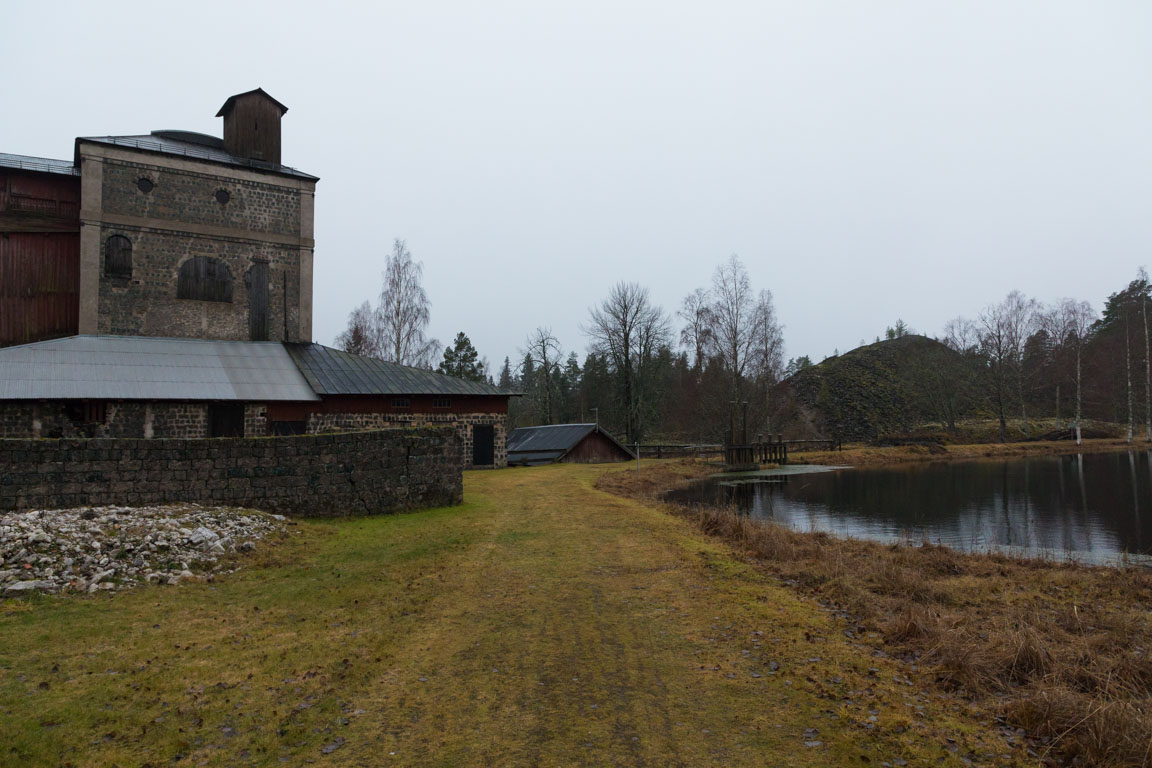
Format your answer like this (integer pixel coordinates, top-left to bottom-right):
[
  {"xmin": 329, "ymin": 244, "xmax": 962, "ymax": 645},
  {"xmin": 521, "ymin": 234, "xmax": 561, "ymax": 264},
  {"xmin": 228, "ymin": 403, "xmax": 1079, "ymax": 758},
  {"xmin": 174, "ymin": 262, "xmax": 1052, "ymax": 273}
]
[
  {"xmin": 0, "ymin": 464, "xmax": 1020, "ymax": 767},
  {"xmin": 337, "ymin": 465, "xmax": 1018, "ymax": 767}
]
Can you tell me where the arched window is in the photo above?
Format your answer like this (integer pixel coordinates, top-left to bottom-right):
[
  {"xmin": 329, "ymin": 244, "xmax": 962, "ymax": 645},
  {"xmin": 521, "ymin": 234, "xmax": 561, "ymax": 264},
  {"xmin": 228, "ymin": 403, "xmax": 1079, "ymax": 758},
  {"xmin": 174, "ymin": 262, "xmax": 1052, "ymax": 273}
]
[
  {"xmin": 177, "ymin": 256, "xmax": 233, "ymax": 302},
  {"xmin": 104, "ymin": 235, "xmax": 132, "ymax": 279}
]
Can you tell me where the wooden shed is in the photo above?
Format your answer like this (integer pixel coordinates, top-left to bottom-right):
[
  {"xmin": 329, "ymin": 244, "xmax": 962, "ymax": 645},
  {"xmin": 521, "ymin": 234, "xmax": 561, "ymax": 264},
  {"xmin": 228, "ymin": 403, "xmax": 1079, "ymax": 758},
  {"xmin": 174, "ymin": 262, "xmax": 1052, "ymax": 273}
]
[{"xmin": 506, "ymin": 424, "xmax": 636, "ymax": 466}]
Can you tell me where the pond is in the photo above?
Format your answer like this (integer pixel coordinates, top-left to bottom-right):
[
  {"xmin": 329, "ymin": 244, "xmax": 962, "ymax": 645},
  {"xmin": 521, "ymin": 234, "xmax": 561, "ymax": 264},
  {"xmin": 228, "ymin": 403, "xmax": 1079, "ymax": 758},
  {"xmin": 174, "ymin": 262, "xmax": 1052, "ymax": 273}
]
[{"xmin": 664, "ymin": 450, "xmax": 1152, "ymax": 563}]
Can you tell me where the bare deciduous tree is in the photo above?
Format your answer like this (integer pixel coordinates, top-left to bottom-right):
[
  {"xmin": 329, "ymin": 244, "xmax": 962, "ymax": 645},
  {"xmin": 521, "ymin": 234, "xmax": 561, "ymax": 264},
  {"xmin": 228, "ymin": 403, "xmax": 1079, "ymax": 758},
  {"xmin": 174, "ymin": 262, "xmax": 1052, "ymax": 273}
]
[
  {"xmin": 941, "ymin": 316, "xmax": 980, "ymax": 354},
  {"xmin": 584, "ymin": 282, "xmax": 671, "ymax": 443},
  {"xmin": 522, "ymin": 327, "xmax": 563, "ymax": 425},
  {"xmin": 1042, "ymin": 298, "xmax": 1096, "ymax": 444},
  {"xmin": 1142, "ymin": 267, "xmax": 1151, "ymax": 442},
  {"xmin": 335, "ymin": 301, "xmax": 380, "ymax": 357},
  {"xmin": 707, "ymin": 255, "xmax": 759, "ymax": 401},
  {"xmin": 677, "ymin": 288, "xmax": 714, "ymax": 372},
  {"xmin": 979, "ymin": 291, "xmax": 1038, "ymax": 441},
  {"xmin": 377, "ymin": 239, "xmax": 440, "ymax": 368},
  {"xmin": 750, "ymin": 289, "xmax": 785, "ymax": 384}
]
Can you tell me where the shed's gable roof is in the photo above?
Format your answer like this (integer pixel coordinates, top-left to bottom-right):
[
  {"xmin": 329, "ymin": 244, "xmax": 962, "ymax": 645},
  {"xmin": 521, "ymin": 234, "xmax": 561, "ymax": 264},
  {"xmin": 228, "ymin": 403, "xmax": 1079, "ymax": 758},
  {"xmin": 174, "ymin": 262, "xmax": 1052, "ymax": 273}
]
[
  {"xmin": 506, "ymin": 423, "xmax": 636, "ymax": 462},
  {"xmin": 0, "ymin": 336, "xmax": 319, "ymax": 402},
  {"xmin": 284, "ymin": 343, "xmax": 509, "ymax": 397},
  {"xmin": 507, "ymin": 424, "xmax": 596, "ymax": 453}
]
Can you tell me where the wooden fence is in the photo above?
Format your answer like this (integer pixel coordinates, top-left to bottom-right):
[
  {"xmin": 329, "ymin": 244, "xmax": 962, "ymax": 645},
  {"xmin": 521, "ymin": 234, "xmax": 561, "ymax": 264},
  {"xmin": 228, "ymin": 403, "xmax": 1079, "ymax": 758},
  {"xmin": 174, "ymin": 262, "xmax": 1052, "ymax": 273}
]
[{"xmin": 724, "ymin": 442, "xmax": 788, "ymax": 466}]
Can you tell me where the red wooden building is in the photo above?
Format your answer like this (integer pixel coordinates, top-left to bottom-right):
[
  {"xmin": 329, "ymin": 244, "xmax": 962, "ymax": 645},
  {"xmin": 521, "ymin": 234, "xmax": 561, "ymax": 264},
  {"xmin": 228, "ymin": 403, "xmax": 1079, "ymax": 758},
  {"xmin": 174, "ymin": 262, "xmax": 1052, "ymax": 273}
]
[
  {"xmin": 506, "ymin": 424, "xmax": 636, "ymax": 466},
  {"xmin": 0, "ymin": 155, "xmax": 80, "ymax": 347}
]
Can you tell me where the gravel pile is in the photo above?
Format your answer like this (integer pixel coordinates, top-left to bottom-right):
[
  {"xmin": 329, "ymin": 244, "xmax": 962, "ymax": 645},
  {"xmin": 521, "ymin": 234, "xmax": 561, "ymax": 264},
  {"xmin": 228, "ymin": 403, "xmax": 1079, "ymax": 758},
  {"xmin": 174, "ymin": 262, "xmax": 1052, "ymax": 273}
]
[{"xmin": 0, "ymin": 504, "xmax": 287, "ymax": 596}]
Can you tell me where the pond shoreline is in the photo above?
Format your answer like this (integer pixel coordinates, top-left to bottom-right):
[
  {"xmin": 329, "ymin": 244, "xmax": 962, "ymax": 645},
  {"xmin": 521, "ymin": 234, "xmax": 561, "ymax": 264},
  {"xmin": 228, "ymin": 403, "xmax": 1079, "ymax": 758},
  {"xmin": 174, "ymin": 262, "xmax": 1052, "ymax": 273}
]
[{"xmin": 596, "ymin": 458, "xmax": 1152, "ymax": 766}]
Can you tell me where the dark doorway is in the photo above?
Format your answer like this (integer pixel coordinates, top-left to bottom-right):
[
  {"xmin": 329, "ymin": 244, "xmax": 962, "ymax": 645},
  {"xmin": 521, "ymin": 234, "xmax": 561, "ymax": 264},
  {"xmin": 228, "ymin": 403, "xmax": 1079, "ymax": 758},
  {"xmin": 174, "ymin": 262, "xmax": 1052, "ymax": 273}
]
[
  {"xmin": 248, "ymin": 261, "xmax": 269, "ymax": 341},
  {"xmin": 270, "ymin": 420, "xmax": 306, "ymax": 436},
  {"xmin": 472, "ymin": 424, "xmax": 495, "ymax": 466},
  {"xmin": 209, "ymin": 404, "xmax": 245, "ymax": 438}
]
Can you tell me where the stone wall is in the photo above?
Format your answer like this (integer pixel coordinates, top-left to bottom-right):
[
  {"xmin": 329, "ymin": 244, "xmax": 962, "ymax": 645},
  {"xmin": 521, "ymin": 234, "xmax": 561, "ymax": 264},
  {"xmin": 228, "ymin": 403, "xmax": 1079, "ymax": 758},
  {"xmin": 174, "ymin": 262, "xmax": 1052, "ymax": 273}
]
[
  {"xmin": 89, "ymin": 153, "xmax": 310, "ymax": 342},
  {"xmin": 96, "ymin": 227, "xmax": 301, "ymax": 341},
  {"xmin": 0, "ymin": 402, "xmax": 209, "ymax": 439},
  {"xmin": 304, "ymin": 411, "xmax": 508, "ymax": 468},
  {"xmin": 0, "ymin": 428, "xmax": 461, "ymax": 516},
  {"xmin": 0, "ymin": 404, "xmax": 507, "ymax": 465},
  {"xmin": 101, "ymin": 160, "xmax": 301, "ymax": 235}
]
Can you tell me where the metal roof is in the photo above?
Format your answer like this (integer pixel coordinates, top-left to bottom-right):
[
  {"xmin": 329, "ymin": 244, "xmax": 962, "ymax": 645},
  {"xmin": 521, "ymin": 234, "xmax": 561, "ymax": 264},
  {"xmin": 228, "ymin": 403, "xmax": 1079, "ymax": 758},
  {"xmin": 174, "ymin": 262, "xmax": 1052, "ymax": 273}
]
[
  {"xmin": 0, "ymin": 153, "xmax": 78, "ymax": 176},
  {"xmin": 506, "ymin": 423, "xmax": 636, "ymax": 463},
  {"xmin": 508, "ymin": 424, "xmax": 597, "ymax": 453},
  {"xmin": 0, "ymin": 336, "xmax": 319, "ymax": 402},
  {"xmin": 285, "ymin": 343, "xmax": 510, "ymax": 397},
  {"xmin": 77, "ymin": 135, "xmax": 318, "ymax": 181}
]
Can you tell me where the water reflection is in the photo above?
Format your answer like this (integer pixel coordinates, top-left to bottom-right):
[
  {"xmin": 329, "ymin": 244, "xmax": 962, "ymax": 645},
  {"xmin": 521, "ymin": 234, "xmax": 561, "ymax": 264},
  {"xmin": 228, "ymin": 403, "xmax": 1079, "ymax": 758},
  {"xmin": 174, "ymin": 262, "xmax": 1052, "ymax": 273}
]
[{"xmin": 665, "ymin": 451, "xmax": 1152, "ymax": 560}]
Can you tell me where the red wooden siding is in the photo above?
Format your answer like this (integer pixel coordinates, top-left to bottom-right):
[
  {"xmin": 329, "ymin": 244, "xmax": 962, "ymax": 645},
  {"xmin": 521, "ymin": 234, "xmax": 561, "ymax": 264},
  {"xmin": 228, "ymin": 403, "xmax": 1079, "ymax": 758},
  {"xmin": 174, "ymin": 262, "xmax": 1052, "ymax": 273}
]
[
  {"xmin": 0, "ymin": 232, "xmax": 80, "ymax": 347},
  {"xmin": 562, "ymin": 431, "xmax": 634, "ymax": 463},
  {"xmin": 0, "ymin": 169, "xmax": 80, "ymax": 233}
]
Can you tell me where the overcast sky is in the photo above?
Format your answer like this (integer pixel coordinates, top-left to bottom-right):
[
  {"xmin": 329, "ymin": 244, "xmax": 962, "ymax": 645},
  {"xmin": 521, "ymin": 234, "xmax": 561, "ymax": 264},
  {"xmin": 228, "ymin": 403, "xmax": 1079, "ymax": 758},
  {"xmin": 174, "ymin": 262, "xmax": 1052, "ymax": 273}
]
[{"xmin": 5, "ymin": 1, "xmax": 1150, "ymax": 369}]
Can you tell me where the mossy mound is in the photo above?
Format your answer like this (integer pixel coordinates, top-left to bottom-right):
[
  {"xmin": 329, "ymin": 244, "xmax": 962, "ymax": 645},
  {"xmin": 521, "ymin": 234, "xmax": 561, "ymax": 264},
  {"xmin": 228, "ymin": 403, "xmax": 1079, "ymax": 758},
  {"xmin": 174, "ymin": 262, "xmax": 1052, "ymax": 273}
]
[{"xmin": 781, "ymin": 336, "xmax": 965, "ymax": 441}]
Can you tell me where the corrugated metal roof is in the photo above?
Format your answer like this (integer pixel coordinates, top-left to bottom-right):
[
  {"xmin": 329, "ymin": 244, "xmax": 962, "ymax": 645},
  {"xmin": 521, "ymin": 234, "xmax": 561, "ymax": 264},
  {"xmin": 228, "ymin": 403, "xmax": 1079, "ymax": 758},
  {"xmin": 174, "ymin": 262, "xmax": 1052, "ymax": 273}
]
[
  {"xmin": 78, "ymin": 135, "xmax": 318, "ymax": 181},
  {"xmin": 285, "ymin": 343, "xmax": 510, "ymax": 397},
  {"xmin": 506, "ymin": 423, "xmax": 637, "ymax": 464},
  {"xmin": 0, "ymin": 336, "xmax": 319, "ymax": 401},
  {"xmin": 508, "ymin": 424, "xmax": 597, "ymax": 453},
  {"xmin": 0, "ymin": 153, "xmax": 78, "ymax": 176}
]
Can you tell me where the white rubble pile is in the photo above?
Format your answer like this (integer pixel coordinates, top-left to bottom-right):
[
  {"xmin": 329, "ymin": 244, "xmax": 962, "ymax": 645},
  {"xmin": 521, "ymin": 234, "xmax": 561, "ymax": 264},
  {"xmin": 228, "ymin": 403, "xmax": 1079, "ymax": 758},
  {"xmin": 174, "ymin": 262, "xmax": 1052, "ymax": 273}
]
[{"xmin": 0, "ymin": 504, "xmax": 287, "ymax": 596}]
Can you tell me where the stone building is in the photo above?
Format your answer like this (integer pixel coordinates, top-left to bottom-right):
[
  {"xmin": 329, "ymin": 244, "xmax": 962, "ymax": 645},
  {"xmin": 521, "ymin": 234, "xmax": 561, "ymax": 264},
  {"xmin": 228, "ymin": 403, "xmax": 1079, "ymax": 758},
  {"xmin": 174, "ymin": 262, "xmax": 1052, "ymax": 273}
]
[{"xmin": 0, "ymin": 90, "xmax": 512, "ymax": 467}]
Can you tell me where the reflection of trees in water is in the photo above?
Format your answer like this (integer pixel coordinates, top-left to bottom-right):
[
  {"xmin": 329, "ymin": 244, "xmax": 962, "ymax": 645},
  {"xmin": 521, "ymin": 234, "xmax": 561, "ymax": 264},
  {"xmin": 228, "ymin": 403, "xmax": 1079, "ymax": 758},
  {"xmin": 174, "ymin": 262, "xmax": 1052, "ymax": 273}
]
[{"xmin": 739, "ymin": 453, "xmax": 1152, "ymax": 556}]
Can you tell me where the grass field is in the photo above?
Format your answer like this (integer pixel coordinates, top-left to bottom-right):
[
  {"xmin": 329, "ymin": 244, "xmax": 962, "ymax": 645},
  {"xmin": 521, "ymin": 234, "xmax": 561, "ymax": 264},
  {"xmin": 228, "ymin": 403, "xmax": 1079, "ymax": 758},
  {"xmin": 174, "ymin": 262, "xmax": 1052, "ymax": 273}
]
[{"xmin": 0, "ymin": 464, "xmax": 1022, "ymax": 767}]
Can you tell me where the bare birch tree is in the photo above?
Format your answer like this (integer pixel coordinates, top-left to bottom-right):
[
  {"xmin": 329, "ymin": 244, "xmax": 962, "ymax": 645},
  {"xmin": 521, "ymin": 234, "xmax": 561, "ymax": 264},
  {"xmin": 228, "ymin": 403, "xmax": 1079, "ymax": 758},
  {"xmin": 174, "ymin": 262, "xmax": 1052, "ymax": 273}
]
[
  {"xmin": 523, "ymin": 327, "xmax": 563, "ymax": 425},
  {"xmin": 1142, "ymin": 268, "xmax": 1151, "ymax": 442},
  {"xmin": 377, "ymin": 239, "xmax": 440, "ymax": 368},
  {"xmin": 1127, "ymin": 316, "xmax": 1134, "ymax": 443},
  {"xmin": 1043, "ymin": 298, "xmax": 1096, "ymax": 444},
  {"xmin": 677, "ymin": 288, "xmax": 714, "ymax": 372},
  {"xmin": 707, "ymin": 255, "xmax": 760, "ymax": 401},
  {"xmin": 1003, "ymin": 291, "xmax": 1039, "ymax": 437},
  {"xmin": 585, "ymin": 282, "xmax": 671, "ymax": 443}
]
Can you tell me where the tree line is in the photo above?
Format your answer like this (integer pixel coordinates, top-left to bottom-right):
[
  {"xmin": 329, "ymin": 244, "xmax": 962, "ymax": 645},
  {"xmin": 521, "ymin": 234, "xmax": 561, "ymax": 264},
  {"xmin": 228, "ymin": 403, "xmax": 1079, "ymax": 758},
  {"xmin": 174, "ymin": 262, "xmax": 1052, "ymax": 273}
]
[
  {"xmin": 336, "ymin": 243, "xmax": 785, "ymax": 444},
  {"xmin": 336, "ymin": 239, "xmax": 1150, "ymax": 444},
  {"xmin": 929, "ymin": 269, "xmax": 1151, "ymax": 443}
]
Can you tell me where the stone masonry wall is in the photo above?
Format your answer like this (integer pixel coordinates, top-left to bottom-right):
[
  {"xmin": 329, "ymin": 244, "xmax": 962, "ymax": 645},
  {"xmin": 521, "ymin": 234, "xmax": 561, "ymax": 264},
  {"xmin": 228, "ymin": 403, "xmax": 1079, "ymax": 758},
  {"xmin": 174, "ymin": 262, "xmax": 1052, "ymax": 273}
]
[
  {"xmin": 0, "ymin": 429, "xmax": 462, "ymax": 516},
  {"xmin": 97, "ymin": 228, "xmax": 300, "ymax": 341},
  {"xmin": 102, "ymin": 160, "xmax": 301, "ymax": 235},
  {"xmin": 0, "ymin": 403, "xmax": 209, "ymax": 439},
  {"xmin": 96, "ymin": 158, "xmax": 302, "ymax": 341},
  {"xmin": 304, "ymin": 412, "xmax": 507, "ymax": 468}
]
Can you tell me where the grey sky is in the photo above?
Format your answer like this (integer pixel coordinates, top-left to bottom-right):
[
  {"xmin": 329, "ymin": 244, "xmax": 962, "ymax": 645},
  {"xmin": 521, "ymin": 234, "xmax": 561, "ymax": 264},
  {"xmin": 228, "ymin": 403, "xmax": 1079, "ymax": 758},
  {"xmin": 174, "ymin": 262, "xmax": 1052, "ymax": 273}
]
[{"xmin": 6, "ymin": 1, "xmax": 1150, "ymax": 369}]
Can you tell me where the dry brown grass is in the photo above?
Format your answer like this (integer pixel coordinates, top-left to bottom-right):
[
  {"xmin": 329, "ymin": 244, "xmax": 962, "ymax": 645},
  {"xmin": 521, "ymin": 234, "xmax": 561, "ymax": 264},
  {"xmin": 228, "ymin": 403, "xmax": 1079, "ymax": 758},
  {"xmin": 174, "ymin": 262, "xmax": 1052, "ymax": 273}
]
[
  {"xmin": 599, "ymin": 459, "xmax": 1152, "ymax": 767},
  {"xmin": 795, "ymin": 437, "xmax": 1144, "ymax": 467}
]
